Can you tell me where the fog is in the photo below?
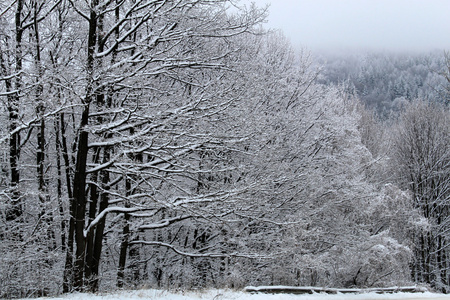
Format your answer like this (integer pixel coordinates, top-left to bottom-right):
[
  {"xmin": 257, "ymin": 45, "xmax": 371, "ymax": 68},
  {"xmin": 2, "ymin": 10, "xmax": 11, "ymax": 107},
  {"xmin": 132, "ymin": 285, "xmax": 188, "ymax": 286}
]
[{"xmin": 261, "ymin": 0, "xmax": 450, "ymax": 52}]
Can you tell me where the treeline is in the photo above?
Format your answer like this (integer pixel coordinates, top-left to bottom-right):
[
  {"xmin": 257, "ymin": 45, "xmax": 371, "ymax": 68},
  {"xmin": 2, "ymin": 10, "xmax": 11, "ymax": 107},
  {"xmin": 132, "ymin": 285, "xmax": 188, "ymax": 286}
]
[
  {"xmin": 0, "ymin": 1, "xmax": 448, "ymax": 299},
  {"xmin": 316, "ymin": 51, "xmax": 449, "ymax": 117}
]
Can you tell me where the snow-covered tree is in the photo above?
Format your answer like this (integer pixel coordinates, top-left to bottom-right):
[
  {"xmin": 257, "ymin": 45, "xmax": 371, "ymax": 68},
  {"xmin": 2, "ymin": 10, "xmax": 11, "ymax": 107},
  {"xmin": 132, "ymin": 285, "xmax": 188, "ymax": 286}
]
[
  {"xmin": 391, "ymin": 100, "xmax": 450, "ymax": 292},
  {"xmin": 210, "ymin": 33, "xmax": 418, "ymax": 289}
]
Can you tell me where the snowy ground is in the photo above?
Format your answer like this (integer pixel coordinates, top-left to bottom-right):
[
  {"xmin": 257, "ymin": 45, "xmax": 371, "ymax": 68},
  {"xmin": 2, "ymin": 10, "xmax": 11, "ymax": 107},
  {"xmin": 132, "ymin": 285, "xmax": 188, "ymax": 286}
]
[{"xmin": 31, "ymin": 289, "xmax": 449, "ymax": 300}]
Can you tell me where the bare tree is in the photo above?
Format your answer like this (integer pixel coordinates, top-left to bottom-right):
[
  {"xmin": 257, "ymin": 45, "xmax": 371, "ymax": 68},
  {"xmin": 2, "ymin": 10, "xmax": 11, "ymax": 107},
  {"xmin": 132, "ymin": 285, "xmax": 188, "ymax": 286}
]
[{"xmin": 392, "ymin": 100, "xmax": 450, "ymax": 292}]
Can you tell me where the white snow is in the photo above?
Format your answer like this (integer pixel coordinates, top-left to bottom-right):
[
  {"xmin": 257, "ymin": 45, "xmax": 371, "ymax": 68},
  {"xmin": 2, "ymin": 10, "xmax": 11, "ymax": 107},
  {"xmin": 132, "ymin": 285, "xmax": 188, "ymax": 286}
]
[{"xmin": 28, "ymin": 289, "xmax": 449, "ymax": 300}]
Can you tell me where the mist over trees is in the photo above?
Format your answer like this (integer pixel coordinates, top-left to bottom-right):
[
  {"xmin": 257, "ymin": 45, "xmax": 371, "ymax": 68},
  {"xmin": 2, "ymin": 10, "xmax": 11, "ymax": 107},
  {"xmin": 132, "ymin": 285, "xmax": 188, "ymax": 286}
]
[
  {"xmin": 0, "ymin": 0, "xmax": 449, "ymax": 298},
  {"xmin": 316, "ymin": 51, "xmax": 449, "ymax": 117}
]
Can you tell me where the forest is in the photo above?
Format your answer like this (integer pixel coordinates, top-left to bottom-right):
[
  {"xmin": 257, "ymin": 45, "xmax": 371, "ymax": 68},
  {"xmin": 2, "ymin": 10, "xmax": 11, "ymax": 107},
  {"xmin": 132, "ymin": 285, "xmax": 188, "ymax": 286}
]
[{"xmin": 0, "ymin": 0, "xmax": 449, "ymax": 298}]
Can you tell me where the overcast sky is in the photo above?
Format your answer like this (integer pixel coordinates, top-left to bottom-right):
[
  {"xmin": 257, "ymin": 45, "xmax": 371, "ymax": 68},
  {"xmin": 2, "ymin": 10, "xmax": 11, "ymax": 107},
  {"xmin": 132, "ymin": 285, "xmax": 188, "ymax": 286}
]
[{"xmin": 256, "ymin": 0, "xmax": 450, "ymax": 52}]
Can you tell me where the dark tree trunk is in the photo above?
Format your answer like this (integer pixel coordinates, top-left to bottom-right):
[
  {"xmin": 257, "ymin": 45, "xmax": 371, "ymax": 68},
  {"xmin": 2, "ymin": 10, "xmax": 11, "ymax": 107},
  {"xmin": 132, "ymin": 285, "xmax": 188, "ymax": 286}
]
[
  {"xmin": 71, "ymin": 0, "xmax": 99, "ymax": 290},
  {"xmin": 90, "ymin": 154, "xmax": 110, "ymax": 291},
  {"xmin": 61, "ymin": 111, "xmax": 75, "ymax": 292},
  {"xmin": 6, "ymin": 0, "xmax": 24, "ymax": 224},
  {"xmin": 84, "ymin": 148, "xmax": 101, "ymax": 290},
  {"xmin": 117, "ymin": 127, "xmax": 142, "ymax": 287},
  {"xmin": 54, "ymin": 116, "xmax": 66, "ymax": 251},
  {"xmin": 72, "ymin": 106, "xmax": 91, "ymax": 290},
  {"xmin": 117, "ymin": 207, "xmax": 130, "ymax": 288}
]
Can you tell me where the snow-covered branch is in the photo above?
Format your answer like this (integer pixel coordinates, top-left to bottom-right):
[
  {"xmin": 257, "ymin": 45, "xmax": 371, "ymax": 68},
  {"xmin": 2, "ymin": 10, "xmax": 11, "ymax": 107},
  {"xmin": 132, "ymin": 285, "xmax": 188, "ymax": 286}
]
[
  {"xmin": 83, "ymin": 206, "xmax": 151, "ymax": 238},
  {"xmin": 130, "ymin": 240, "xmax": 269, "ymax": 259}
]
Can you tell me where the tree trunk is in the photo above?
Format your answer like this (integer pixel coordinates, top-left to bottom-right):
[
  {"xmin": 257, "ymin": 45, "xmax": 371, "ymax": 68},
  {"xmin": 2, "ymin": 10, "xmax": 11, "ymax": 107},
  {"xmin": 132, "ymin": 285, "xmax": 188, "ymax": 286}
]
[
  {"xmin": 90, "ymin": 153, "xmax": 110, "ymax": 291},
  {"xmin": 84, "ymin": 148, "xmax": 101, "ymax": 290},
  {"xmin": 54, "ymin": 115, "xmax": 67, "ymax": 251},
  {"xmin": 117, "ymin": 167, "xmax": 133, "ymax": 287},
  {"xmin": 61, "ymin": 110, "xmax": 75, "ymax": 292},
  {"xmin": 117, "ymin": 206, "xmax": 130, "ymax": 288},
  {"xmin": 71, "ymin": 0, "xmax": 99, "ymax": 289},
  {"xmin": 72, "ymin": 106, "xmax": 91, "ymax": 290},
  {"xmin": 6, "ymin": 0, "xmax": 24, "ymax": 225}
]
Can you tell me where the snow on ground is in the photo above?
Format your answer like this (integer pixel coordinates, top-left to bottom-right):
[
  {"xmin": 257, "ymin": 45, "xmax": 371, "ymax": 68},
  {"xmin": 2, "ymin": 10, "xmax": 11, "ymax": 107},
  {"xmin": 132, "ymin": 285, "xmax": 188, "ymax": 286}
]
[{"xmin": 31, "ymin": 289, "xmax": 449, "ymax": 300}]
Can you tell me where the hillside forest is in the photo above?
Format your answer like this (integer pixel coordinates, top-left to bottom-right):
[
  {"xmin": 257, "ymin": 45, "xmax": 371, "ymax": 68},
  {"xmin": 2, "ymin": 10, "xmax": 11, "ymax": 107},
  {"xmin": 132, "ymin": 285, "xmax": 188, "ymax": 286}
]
[{"xmin": 0, "ymin": 1, "xmax": 449, "ymax": 298}]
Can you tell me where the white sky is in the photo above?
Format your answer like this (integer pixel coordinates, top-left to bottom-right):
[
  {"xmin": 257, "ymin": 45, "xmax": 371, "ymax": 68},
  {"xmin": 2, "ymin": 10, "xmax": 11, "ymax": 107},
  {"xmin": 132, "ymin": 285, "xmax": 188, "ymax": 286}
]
[{"xmin": 252, "ymin": 0, "xmax": 450, "ymax": 52}]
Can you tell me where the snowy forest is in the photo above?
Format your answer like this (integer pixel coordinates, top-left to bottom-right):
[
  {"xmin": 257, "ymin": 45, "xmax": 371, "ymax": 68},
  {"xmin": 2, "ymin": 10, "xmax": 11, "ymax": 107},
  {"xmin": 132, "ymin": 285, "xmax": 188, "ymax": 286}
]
[{"xmin": 0, "ymin": 0, "xmax": 449, "ymax": 298}]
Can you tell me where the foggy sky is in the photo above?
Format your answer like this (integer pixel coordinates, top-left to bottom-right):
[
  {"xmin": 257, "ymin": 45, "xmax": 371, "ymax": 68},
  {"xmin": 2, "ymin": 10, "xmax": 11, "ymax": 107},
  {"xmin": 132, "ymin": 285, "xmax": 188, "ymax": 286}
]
[{"xmin": 261, "ymin": 0, "xmax": 450, "ymax": 52}]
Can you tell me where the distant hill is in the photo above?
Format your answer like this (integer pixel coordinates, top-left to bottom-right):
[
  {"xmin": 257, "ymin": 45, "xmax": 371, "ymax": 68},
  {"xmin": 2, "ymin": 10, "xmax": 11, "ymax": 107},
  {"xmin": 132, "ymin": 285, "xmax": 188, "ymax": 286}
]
[{"xmin": 315, "ymin": 50, "xmax": 449, "ymax": 118}]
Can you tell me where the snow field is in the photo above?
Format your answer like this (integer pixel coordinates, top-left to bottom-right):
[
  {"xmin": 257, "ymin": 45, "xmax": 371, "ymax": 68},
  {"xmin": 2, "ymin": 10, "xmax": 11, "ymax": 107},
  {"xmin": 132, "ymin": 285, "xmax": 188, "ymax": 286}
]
[{"xmin": 31, "ymin": 289, "xmax": 449, "ymax": 300}]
